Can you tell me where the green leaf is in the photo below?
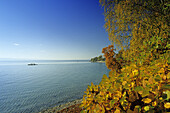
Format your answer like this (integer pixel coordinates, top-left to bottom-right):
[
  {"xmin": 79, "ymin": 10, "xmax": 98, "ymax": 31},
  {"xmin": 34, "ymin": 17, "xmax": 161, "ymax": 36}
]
[
  {"xmin": 134, "ymin": 86, "xmax": 143, "ymax": 91},
  {"xmin": 154, "ymin": 75, "xmax": 161, "ymax": 81},
  {"xmin": 142, "ymin": 89, "xmax": 150, "ymax": 97},
  {"xmin": 115, "ymin": 83, "xmax": 120, "ymax": 88},
  {"xmin": 164, "ymin": 90, "xmax": 170, "ymax": 100},
  {"xmin": 116, "ymin": 79, "xmax": 121, "ymax": 83},
  {"xmin": 124, "ymin": 83, "xmax": 129, "ymax": 89},
  {"xmin": 118, "ymin": 74, "xmax": 124, "ymax": 77},
  {"xmin": 110, "ymin": 99, "xmax": 117, "ymax": 106},
  {"xmin": 162, "ymin": 84, "xmax": 170, "ymax": 90},
  {"xmin": 135, "ymin": 105, "xmax": 141, "ymax": 112}
]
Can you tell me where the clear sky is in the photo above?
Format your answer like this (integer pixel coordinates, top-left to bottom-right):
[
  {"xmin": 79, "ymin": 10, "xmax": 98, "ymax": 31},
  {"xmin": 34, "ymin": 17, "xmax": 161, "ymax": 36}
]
[{"xmin": 0, "ymin": 0, "xmax": 111, "ymax": 60}]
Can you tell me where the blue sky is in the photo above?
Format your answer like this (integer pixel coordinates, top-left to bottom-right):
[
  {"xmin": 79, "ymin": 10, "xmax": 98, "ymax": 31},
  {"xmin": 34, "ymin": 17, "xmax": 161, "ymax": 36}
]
[{"xmin": 0, "ymin": 0, "xmax": 110, "ymax": 60}]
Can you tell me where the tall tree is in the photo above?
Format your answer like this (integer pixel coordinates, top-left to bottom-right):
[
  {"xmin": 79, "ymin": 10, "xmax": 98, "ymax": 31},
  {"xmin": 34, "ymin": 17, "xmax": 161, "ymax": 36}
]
[{"xmin": 99, "ymin": 0, "xmax": 169, "ymax": 50}]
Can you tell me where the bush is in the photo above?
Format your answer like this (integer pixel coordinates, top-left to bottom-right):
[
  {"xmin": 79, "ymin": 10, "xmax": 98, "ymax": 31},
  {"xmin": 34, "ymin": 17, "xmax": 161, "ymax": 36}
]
[{"xmin": 80, "ymin": 41, "xmax": 169, "ymax": 112}]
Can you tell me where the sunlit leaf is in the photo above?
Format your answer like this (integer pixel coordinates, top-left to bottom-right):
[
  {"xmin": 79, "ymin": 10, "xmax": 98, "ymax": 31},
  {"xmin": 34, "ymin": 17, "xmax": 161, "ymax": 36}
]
[
  {"xmin": 142, "ymin": 98, "xmax": 152, "ymax": 104},
  {"xmin": 164, "ymin": 102, "xmax": 170, "ymax": 109},
  {"xmin": 115, "ymin": 109, "xmax": 120, "ymax": 113},
  {"xmin": 152, "ymin": 101, "xmax": 157, "ymax": 107},
  {"xmin": 144, "ymin": 106, "xmax": 150, "ymax": 111},
  {"xmin": 163, "ymin": 90, "xmax": 170, "ymax": 100}
]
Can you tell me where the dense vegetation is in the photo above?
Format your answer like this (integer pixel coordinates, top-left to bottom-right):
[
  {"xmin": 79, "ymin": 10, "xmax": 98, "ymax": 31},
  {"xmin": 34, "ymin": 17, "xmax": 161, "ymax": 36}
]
[
  {"xmin": 91, "ymin": 55, "xmax": 105, "ymax": 62},
  {"xmin": 81, "ymin": 0, "xmax": 169, "ymax": 112}
]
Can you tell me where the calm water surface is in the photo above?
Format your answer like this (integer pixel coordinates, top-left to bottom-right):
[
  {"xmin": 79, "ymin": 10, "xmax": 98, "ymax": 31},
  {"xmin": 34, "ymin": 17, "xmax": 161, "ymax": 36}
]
[{"xmin": 0, "ymin": 60, "xmax": 109, "ymax": 113}]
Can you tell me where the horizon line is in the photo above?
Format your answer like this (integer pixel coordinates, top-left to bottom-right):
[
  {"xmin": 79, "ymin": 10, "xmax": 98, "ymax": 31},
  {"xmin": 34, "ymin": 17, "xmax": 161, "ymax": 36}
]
[{"xmin": 0, "ymin": 58, "xmax": 90, "ymax": 61}]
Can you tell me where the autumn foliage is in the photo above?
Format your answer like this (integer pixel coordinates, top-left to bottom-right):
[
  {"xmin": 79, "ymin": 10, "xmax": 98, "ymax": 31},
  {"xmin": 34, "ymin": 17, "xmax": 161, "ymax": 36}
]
[
  {"xmin": 80, "ymin": 0, "xmax": 169, "ymax": 112},
  {"xmin": 102, "ymin": 45, "xmax": 121, "ymax": 72}
]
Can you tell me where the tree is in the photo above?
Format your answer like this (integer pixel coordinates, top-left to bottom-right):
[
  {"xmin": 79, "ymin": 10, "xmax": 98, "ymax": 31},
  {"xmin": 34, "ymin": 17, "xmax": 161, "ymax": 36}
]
[
  {"xmin": 99, "ymin": 0, "xmax": 169, "ymax": 66},
  {"xmin": 99, "ymin": 0, "xmax": 169, "ymax": 51},
  {"xmin": 98, "ymin": 55, "xmax": 103, "ymax": 61},
  {"xmin": 91, "ymin": 55, "xmax": 105, "ymax": 62},
  {"xmin": 80, "ymin": 0, "xmax": 169, "ymax": 112},
  {"xmin": 91, "ymin": 57, "xmax": 98, "ymax": 62}
]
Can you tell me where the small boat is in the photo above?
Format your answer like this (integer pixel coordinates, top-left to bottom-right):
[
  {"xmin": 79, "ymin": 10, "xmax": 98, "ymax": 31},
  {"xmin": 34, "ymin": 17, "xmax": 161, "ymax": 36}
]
[{"xmin": 28, "ymin": 63, "xmax": 38, "ymax": 66}]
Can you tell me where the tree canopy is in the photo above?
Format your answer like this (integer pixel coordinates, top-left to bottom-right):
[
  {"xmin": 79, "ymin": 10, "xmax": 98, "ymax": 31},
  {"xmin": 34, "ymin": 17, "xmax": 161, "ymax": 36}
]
[
  {"xmin": 91, "ymin": 55, "xmax": 105, "ymax": 62},
  {"xmin": 99, "ymin": 0, "xmax": 169, "ymax": 50}
]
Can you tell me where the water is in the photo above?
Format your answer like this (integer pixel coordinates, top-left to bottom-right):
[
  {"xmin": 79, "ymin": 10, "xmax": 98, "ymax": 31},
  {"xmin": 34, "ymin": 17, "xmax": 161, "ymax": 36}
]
[{"xmin": 0, "ymin": 60, "xmax": 110, "ymax": 113}]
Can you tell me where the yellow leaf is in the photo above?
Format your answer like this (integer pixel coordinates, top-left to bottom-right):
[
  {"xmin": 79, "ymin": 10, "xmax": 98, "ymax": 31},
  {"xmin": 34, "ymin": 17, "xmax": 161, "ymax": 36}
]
[
  {"xmin": 131, "ymin": 82, "xmax": 135, "ymax": 87},
  {"xmin": 144, "ymin": 106, "xmax": 150, "ymax": 111},
  {"xmin": 122, "ymin": 81, "xmax": 127, "ymax": 85},
  {"xmin": 148, "ymin": 77, "xmax": 153, "ymax": 84},
  {"xmin": 163, "ymin": 75, "xmax": 166, "ymax": 80},
  {"xmin": 152, "ymin": 101, "xmax": 157, "ymax": 106},
  {"xmin": 106, "ymin": 94, "xmax": 109, "ymax": 98},
  {"xmin": 132, "ymin": 69, "xmax": 138, "ymax": 75},
  {"xmin": 115, "ymin": 109, "xmax": 120, "ymax": 113},
  {"xmin": 164, "ymin": 102, "xmax": 170, "ymax": 109},
  {"xmin": 158, "ymin": 68, "xmax": 164, "ymax": 74},
  {"xmin": 167, "ymin": 73, "xmax": 170, "ymax": 79},
  {"xmin": 138, "ymin": 91, "xmax": 143, "ymax": 95},
  {"xmin": 142, "ymin": 79, "xmax": 146, "ymax": 88},
  {"xmin": 142, "ymin": 98, "xmax": 152, "ymax": 104},
  {"xmin": 121, "ymin": 67, "xmax": 125, "ymax": 71},
  {"xmin": 159, "ymin": 97, "xmax": 163, "ymax": 100},
  {"xmin": 123, "ymin": 92, "xmax": 126, "ymax": 96}
]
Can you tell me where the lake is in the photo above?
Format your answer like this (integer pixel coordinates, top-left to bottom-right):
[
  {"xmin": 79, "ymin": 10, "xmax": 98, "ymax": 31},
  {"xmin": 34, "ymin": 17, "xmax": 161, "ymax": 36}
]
[{"xmin": 0, "ymin": 60, "xmax": 110, "ymax": 113}]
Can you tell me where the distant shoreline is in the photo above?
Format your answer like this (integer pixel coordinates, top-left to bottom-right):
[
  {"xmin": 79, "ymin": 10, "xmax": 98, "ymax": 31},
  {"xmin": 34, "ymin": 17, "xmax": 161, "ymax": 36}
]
[
  {"xmin": 96, "ymin": 61, "xmax": 105, "ymax": 63},
  {"xmin": 90, "ymin": 61, "xmax": 105, "ymax": 63}
]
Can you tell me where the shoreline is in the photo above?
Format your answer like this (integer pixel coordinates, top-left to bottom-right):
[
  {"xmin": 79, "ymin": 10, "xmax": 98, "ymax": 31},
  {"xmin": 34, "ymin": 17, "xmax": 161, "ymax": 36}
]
[
  {"xmin": 90, "ymin": 61, "xmax": 105, "ymax": 63},
  {"xmin": 39, "ymin": 99, "xmax": 83, "ymax": 113},
  {"xmin": 96, "ymin": 61, "xmax": 105, "ymax": 63}
]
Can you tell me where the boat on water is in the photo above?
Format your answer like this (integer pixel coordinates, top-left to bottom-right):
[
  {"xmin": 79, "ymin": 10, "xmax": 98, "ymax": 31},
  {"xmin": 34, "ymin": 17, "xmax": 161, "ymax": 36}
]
[{"xmin": 28, "ymin": 63, "xmax": 38, "ymax": 66}]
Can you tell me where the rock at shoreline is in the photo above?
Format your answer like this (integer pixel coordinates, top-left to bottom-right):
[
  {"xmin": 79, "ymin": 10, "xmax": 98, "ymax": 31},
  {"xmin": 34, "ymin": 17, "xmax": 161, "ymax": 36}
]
[{"xmin": 39, "ymin": 99, "xmax": 83, "ymax": 113}]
